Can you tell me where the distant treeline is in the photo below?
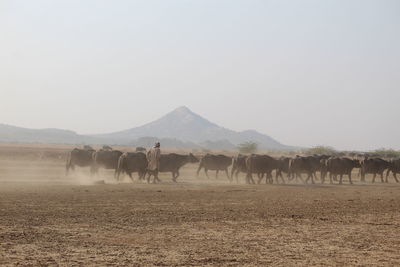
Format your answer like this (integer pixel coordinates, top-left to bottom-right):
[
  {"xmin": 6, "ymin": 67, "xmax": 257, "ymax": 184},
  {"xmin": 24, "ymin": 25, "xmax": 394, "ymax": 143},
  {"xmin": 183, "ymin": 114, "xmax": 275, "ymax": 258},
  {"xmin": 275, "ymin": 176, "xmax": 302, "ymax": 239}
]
[{"xmin": 302, "ymin": 146, "xmax": 400, "ymax": 159}]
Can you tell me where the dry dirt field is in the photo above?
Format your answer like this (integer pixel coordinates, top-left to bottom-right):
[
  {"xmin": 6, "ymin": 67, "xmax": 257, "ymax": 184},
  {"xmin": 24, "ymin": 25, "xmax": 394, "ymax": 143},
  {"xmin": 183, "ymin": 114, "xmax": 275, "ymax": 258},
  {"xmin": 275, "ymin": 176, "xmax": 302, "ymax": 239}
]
[{"xmin": 0, "ymin": 144, "xmax": 399, "ymax": 266}]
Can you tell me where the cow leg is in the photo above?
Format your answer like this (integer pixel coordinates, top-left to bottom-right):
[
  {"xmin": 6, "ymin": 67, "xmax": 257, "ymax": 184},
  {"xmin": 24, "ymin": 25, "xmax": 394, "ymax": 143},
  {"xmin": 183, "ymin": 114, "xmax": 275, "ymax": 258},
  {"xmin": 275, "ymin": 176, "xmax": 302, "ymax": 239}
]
[
  {"xmin": 142, "ymin": 170, "xmax": 148, "ymax": 181},
  {"xmin": 172, "ymin": 171, "xmax": 178, "ymax": 182},
  {"xmin": 204, "ymin": 169, "xmax": 209, "ymax": 179},
  {"xmin": 246, "ymin": 173, "xmax": 255, "ymax": 184},
  {"xmin": 250, "ymin": 175, "xmax": 255, "ymax": 184},
  {"xmin": 385, "ymin": 169, "xmax": 391, "ymax": 182},
  {"xmin": 154, "ymin": 170, "xmax": 161, "ymax": 184},
  {"xmin": 268, "ymin": 172, "xmax": 273, "ymax": 184},
  {"xmin": 393, "ymin": 172, "xmax": 399, "ymax": 183},
  {"xmin": 215, "ymin": 170, "xmax": 219, "ymax": 179},
  {"xmin": 146, "ymin": 172, "xmax": 151, "ymax": 184},
  {"xmin": 278, "ymin": 172, "xmax": 285, "ymax": 184},
  {"xmin": 288, "ymin": 172, "xmax": 294, "ymax": 181},
  {"xmin": 225, "ymin": 168, "xmax": 231, "ymax": 182},
  {"xmin": 128, "ymin": 172, "xmax": 134, "ymax": 182},
  {"xmin": 380, "ymin": 172, "xmax": 384, "ymax": 183},
  {"xmin": 304, "ymin": 173, "xmax": 311, "ymax": 184},
  {"xmin": 196, "ymin": 165, "xmax": 202, "ymax": 177},
  {"xmin": 348, "ymin": 172, "xmax": 353, "ymax": 185},
  {"xmin": 306, "ymin": 172, "xmax": 314, "ymax": 184},
  {"xmin": 339, "ymin": 174, "xmax": 343, "ymax": 185},
  {"xmin": 257, "ymin": 173, "xmax": 264, "ymax": 184},
  {"xmin": 296, "ymin": 173, "xmax": 304, "ymax": 184},
  {"xmin": 276, "ymin": 170, "xmax": 281, "ymax": 180},
  {"xmin": 174, "ymin": 170, "xmax": 180, "ymax": 182},
  {"xmin": 321, "ymin": 170, "xmax": 326, "ymax": 183},
  {"xmin": 360, "ymin": 170, "xmax": 365, "ymax": 182},
  {"xmin": 235, "ymin": 171, "xmax": 239, "ymax": 184},
  {"xmin": 372, "ymin": 173, "xmax": 376, "ymax": 183},
  {"xmin": 244, "ymin": 173, "xmax": 249, "ymax": 184}
]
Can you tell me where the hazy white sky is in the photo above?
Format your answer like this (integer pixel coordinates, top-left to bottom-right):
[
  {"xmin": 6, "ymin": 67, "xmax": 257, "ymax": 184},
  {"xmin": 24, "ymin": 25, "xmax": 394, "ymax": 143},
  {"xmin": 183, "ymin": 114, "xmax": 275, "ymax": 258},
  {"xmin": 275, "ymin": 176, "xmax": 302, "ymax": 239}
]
[{"xmin": 1, "ymin": 0, "xmax": 399, "ymax": 150}]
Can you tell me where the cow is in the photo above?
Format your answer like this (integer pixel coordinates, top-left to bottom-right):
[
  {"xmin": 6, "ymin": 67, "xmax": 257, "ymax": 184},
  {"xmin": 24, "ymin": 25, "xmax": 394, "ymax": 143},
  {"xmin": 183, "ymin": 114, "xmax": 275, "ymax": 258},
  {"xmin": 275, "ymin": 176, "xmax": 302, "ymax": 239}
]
[
  {"xmin": 289, "ymin": 155, "xmax": 330, "ymax": 184},
  {"xmin": 276, "ymin": 156, "xmax": 291, "ymax": 181},
  {"xmin": 325, "ymin": 157, "xmax": 360, "ymax": 184},
  {"xmin": 231, "ymin": 154, "xmax": 270, "ymax": 184},
  {"xmin": 92, "ymin": 149, "xmax": 123, "ymax": 177},
  {"xmin": 231, "ymin": 154, "xmax": 248, "ymax": 183},
  {"xmin": 65, "ymin": 147, "xmax": 95, "ymax": 175},
  {"xmin": 196, "ymin": 154, "xmax": 232, "ymax": 181},
  {"xmin": 319, "ymin": 158, "xmax": 330, "ymax": 182},
  {"xmin": 245, "ymin": 154, "xmax": 281, "ymax": 184},
  {"xmin": 386, "ymin": 159, "xmax": 400, "ymax": 183},
  {"xmin": 289, "ymin": 156, "xmax": 319, "ymax": 184},
  {"xmin": 159, "ymin": 153, "xmax": 199, "ymax": 182},
  {"xmin": 115, "ymin": 152, "xmax": 147, "ymax": 182},
  {"xmin": 360, "ymin": 157, "xmax": 391, "ymax": 183}
]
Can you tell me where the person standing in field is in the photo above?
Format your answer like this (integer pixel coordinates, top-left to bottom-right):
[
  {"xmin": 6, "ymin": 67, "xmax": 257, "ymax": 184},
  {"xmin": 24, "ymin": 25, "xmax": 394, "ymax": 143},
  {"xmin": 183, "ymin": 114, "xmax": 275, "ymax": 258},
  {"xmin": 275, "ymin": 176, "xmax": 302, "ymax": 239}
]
[{"xmin": 146, "ymin": 142, "xmax": 161, "ymax": 183}]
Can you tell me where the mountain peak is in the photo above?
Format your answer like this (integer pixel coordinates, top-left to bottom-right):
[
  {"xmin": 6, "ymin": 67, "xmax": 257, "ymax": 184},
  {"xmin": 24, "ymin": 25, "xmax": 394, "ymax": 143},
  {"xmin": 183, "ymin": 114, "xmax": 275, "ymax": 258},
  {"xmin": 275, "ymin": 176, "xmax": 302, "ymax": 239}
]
[
  {"xmin": 163, "ymin": 106, "xmax": 207, "ymax": 124},
  {"xmin": 173, "ymin": 106, "xmax": 192, "ymax": 113},
  {"xmin": 168, "ymin": 106, "xmax": 196, "ymax": 118},
  {"xmin": 93, "ymin": 106, "xmax": 290, "ymax": 150}
]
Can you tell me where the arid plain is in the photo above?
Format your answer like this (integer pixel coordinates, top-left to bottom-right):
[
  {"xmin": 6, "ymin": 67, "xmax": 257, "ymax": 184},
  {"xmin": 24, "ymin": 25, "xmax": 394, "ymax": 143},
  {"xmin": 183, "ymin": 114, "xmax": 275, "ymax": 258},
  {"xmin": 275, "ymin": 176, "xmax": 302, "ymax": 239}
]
[{"xmin": 0, "ymin": 144, "xmax": 399, "ymax": 266}]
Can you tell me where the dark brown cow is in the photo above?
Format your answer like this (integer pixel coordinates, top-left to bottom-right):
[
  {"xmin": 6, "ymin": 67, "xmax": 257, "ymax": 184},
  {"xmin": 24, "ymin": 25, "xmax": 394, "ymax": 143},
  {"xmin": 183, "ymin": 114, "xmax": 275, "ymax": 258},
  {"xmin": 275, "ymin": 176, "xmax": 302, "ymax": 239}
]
[
  {"xmin": 196, "ymin": 154, "xmax": 232, "ymax": 180},
  {"xmin": 66, "ymin": 147, "xmax": 95, "ymax": 175},
  {"xmin": 360, "ymin": 157, "xmax": 391, "ymax": 183},
  {"xmin": 319, "ymin": 158, "xmax": 330, "ymax": 182},
  {"xmin": 276, "ymin": 156, "xmax": 291, "ymax": 181},
  {"xmin": 325, "ymin": 157, "xmax": 360, "ymax": 184},
  {"xmin": 92, "ymin": 149, "xmax": 123, "ymax": 177},
  {"xmin": 159, "ymin": 153, "xmax": 199, "ymax": 182},
  {"xmin": 289, "ymin": 156, "xmax": 318, "ymax": 184},
  {"xmin": 246, "ymin": 154, "xmax": 282, "ymax": 184},
  {"xmin": 386, "ymin": 159, "xmax": 400, "ymax": 183},
  {"xmin": 231, "ymin": 154, "xmax": 247, "ymax": 183},
  {"xmin": 230, "ymin": 154, "xmax": 266, "ymax": 184},
  {"xmin": 289, "ymin": 155, "xmax": 330, "ymax": 184},
  {"xmin": 115, "ymin": 152, "xmax": 147, "ymax": 181}
]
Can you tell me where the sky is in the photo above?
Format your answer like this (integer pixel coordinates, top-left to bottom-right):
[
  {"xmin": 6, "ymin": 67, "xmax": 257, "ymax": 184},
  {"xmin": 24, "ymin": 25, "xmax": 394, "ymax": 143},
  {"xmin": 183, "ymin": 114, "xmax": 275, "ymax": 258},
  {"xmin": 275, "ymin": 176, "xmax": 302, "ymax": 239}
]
[{"xmin": 1, "ymin": 0, "xmax": 399, "ymax": 150}]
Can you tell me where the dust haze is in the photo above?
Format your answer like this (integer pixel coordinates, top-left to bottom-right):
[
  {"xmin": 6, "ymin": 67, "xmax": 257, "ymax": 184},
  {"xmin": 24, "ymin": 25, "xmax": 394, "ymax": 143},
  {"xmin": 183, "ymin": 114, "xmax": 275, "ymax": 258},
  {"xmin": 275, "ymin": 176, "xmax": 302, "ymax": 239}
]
[
  {"xmin": 1, "ymin": 143, "xmax": 400, "ymax": 266},
  {"xmin": 1, "ymin": 1, "xmax": 400, "ymax": 266}
]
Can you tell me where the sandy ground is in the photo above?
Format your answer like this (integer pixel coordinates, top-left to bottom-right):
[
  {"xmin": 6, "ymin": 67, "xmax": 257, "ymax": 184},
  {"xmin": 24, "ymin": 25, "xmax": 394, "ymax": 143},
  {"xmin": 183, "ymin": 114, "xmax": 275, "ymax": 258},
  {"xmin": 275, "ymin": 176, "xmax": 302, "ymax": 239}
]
[{"xmin": 1, "ymin": 156, "xmax": 400, "ymax": 266}]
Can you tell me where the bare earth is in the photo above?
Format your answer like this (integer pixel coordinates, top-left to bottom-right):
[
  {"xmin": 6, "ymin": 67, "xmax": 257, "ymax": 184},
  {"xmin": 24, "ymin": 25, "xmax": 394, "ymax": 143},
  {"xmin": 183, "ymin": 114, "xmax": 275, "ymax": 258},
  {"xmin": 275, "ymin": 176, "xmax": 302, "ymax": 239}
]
[{"xmin": 0, "ymin": 147, "xmax": 399, "ymax": 266}]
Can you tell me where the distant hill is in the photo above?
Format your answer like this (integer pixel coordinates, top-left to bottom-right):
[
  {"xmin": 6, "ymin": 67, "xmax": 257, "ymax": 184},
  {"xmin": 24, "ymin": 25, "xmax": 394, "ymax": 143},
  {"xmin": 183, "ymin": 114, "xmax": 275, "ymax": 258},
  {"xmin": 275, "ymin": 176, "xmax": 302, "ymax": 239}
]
[
  {"xmin": 95, "ymin": 106, "xmax": 293, "ymax": 150},
  {"xmin": 0, "ymin": 107, "xmax": 294, "ymax": 150},
  {"xmin": 0, "ymin": 124, "xmax": 93, "ymax": 144}
]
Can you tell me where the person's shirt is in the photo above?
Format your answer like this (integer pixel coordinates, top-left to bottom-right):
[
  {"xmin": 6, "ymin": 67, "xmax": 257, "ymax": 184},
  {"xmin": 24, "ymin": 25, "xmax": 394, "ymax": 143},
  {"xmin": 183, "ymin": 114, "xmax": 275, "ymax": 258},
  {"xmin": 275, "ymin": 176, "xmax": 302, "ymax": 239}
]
[{"xmin": 147, "ymin": 147, "xmax": 161, "ymax": 170}]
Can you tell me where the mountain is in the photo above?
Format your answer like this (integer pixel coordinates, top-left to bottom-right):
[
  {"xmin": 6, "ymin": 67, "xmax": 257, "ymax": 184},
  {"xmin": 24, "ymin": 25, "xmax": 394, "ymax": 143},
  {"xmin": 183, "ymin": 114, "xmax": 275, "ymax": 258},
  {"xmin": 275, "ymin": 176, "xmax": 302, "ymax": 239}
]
[
  {"xmin": 95, "ymin": 106, "xmax": 292, "ymax": 150},
  {"xmin": 0, "ymin": 124, "xmax": 100, "ymax": 144},
  {"xmin": 0, "ymin": 107, "xmax": 293, "ymax": 150}
]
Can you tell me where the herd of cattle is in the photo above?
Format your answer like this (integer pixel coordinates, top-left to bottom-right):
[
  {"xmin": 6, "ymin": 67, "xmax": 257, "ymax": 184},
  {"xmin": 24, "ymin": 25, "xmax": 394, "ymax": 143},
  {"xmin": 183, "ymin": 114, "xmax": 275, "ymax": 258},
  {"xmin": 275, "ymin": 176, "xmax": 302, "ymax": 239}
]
[{"xmin": 66, "ymin": 146, "xmax": 400, "ymax": 184}]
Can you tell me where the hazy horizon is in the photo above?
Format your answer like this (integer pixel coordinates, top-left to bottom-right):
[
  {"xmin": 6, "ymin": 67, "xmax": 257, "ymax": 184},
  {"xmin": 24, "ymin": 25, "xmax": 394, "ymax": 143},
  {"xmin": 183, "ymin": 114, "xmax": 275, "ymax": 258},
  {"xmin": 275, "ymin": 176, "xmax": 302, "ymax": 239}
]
[{"xmin": 1, "ymin": 0, "xmax": 399, "ymax": 150}]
